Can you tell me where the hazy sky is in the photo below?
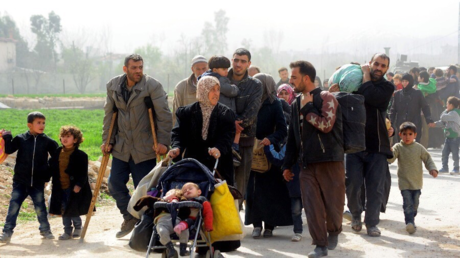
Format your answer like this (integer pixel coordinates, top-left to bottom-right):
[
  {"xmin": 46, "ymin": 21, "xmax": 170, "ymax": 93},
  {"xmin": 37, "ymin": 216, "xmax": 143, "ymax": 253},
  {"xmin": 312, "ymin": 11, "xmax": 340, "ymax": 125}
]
[{"xmin": 2, "ymin": 0, "xmax": 460, "ymax": 56}]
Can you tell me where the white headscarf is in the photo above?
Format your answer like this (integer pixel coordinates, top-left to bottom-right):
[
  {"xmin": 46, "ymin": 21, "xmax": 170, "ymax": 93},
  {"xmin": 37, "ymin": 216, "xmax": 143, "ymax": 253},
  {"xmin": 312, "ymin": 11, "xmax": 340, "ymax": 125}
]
[{"xmin": 196, "ymin": 76, "xmax": 220, "ymax": 140}]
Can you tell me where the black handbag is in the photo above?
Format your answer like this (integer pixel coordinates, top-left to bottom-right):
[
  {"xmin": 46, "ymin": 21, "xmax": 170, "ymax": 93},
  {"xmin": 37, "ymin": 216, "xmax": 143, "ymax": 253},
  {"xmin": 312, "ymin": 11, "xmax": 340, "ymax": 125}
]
[{"xmin": 128, "ymin": 209, "xmax": 159, "ymax": 252}]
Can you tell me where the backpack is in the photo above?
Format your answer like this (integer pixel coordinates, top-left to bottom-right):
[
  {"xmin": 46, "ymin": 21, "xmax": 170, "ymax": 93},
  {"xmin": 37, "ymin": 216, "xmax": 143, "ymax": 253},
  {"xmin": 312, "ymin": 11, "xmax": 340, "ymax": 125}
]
[{"xmin": 332, "ymin": 92, "xmax": 366, "ymax": 153}]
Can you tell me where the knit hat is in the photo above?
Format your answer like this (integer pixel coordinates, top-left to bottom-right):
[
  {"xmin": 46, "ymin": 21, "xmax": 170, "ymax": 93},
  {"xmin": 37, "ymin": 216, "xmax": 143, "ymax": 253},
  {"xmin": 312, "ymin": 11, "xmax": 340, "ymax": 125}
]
[
  {"xmin": 401, "ymin": 73, "xmax": 414, "ymax": 87},
  {"xmin": 191, "ymin": 55, "xmax": 207, "ymax": 66}
]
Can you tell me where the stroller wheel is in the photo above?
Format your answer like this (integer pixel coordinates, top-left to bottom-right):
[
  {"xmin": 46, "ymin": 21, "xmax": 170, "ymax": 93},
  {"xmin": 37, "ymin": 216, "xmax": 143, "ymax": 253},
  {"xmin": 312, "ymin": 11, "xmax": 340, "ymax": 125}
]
[
  {"xmin": 213, "ymin": 250, "xmax": 222, "ymax": 258},
  {"xmin": 205, "ymin": 250, "xmax": 211, "ymax": 258}
]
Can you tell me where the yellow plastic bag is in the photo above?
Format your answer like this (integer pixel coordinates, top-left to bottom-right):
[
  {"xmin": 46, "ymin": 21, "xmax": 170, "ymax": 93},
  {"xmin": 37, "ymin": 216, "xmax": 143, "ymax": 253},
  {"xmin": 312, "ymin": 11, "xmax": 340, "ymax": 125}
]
[{"xmin": 210, "ymin": 180, "xmax": 243, "ymax": 243}]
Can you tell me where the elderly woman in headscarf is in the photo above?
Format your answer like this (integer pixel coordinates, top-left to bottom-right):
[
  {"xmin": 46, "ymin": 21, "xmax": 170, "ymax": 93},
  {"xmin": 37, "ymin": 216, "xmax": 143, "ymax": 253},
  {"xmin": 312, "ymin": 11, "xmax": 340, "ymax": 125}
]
[
  {"xmin": 169, "ymin": 76, "xmax": 236, "ymax": 185},
  {"xmin": 277, "ymin": 84, "xmax": 296, "ymax": 125},
  {"xmin": 245, "ymin": 73, "xmax": 292, "ymax": 239}
]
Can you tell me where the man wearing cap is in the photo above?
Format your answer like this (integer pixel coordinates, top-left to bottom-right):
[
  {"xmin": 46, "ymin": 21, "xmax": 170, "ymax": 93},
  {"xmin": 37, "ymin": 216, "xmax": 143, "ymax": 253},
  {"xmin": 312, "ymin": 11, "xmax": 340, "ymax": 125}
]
[{"xmin": 172, "ymin": 55, "xmax": 208, "ymax": 123}]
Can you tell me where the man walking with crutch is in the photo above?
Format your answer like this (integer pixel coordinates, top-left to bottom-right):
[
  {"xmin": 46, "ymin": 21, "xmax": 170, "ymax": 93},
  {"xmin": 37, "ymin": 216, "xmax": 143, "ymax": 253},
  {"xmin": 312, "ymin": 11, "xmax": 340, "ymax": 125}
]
[{"xmin": 101, "ymin": 54, "xmax": 172, "ymax": 238}]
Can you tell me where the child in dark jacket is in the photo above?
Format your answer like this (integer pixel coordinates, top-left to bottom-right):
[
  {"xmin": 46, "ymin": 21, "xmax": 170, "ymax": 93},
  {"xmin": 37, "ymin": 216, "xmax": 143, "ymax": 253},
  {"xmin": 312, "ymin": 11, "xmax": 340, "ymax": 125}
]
[
  {"xmin": 48, "ymin": 125, "xmax": 92, "ymax": 240},
  {"xmin": 0, "ymin": 112, "xmax": 58, "ymax": 244},
  {"xmin": 264, "ymin": 144, "xmax": 303, "ymax": 242}
]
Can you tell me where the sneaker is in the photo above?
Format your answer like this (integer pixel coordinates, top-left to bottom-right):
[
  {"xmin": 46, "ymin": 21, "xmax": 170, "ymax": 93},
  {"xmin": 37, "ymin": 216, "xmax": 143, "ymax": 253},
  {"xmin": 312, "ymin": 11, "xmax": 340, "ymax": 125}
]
[
  {"xmin": 72, "ymin": 228, "xmax": 82, "ymax": 238},
  {"xmin": 252, "ymin": 227, "xmax": 262, "ymax": 239},
  {"xmin": 0, "ymin": 231, "xmax": 12, "ymax": 244},
  {"xmin": 263, "ymin": 229, "xmax": 273, "ymax": 238},
  {"xmin": 366, "ymin": 226, "xmax": 381, "ymax": 237},
  {"xmin": 343, "ymin": 210, "xmax": 352, "ymax": 221},
  {"xmin": 115, "ymin": 217, "xmax": 139, "ymax": 238},
  {"xmin": 58, "ymin": 233, "xmax": 72, "ymax": 240},
  {"xmin": 406, "ymin": 223, "xmax": 416, "ymax": 234},
  {"xmin": 291, "ymin": 233, "xmax": 302, "ymax": 242},
  {"xmin": 439, "ymin": 168, "xmax": 449, "ymax": 173},
  {"xmin": 40, "ymin": 230, "xmax": 55, "ymax": 239},
  {"xmin": 327, "ymin": 234, "xmax": 338, "ymax": 250},
  {"xmin": 351, "ymin": 218, "xmax": 362, "ymax": 232},
  {"xmin": 307, "ymin": 245, "xmax": 328, "ymax": 258}
]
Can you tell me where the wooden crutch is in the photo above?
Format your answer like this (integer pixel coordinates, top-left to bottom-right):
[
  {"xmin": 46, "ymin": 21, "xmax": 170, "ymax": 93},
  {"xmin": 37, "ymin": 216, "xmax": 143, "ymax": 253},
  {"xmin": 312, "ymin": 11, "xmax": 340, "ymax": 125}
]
[
  {"xmin": 144, "ymin": 97, "xmax": 161, "ymax": 162},
  {"xmin": 80, "ymin": 111, "xmax": 117, "ymax": 241}
]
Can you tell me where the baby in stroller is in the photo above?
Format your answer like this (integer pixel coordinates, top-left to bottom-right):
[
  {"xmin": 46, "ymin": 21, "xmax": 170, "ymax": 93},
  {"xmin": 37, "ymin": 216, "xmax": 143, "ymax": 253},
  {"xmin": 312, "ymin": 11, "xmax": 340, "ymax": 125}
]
[
  {"xmin": 154, "ymin": 188, "xmax": 190, "ymax": 257},
  {"xmin": 174, "ymin": 182, "xmax": 213, "ymax": 237}
]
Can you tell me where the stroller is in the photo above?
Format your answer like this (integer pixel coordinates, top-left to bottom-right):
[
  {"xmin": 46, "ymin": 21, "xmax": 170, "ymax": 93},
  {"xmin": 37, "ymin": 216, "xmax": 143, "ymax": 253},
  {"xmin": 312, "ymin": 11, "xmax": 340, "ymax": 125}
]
[{"xmin": 145, "ymin": 158, "xmax": 220, "ymax": 258}]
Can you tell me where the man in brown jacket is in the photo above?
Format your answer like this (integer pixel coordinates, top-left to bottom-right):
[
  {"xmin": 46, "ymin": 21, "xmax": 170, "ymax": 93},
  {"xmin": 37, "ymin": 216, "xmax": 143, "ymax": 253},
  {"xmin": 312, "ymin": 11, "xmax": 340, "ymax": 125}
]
[
  {"xmin": 172, "ymin": 55, "xmax": 208, "ymax": 123},
  {"xmin": 102, "ymin": 54, "xmax": 172, "ymax": 238}
]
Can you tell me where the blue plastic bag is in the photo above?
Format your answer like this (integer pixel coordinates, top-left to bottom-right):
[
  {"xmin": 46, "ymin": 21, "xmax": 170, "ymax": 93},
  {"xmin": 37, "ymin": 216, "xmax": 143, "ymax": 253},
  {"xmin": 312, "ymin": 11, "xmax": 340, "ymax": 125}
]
[{"xmin": 328, "ymin": 64, "xmax": 363, "ymax": 93}]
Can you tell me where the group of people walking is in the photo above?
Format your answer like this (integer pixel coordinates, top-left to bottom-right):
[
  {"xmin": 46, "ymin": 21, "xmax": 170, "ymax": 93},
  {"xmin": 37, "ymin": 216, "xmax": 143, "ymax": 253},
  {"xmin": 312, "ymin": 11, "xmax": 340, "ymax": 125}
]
[{"xmin": 1, "ymin": 48, "xmax": 455, "ymax": 258}]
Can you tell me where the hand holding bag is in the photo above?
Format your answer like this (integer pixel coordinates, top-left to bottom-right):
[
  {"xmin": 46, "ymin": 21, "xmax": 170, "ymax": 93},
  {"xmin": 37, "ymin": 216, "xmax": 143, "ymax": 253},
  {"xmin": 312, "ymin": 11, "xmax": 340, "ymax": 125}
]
[{"xmin": 251, "ymin": 138, "xmax": 271, "ymax": 173}]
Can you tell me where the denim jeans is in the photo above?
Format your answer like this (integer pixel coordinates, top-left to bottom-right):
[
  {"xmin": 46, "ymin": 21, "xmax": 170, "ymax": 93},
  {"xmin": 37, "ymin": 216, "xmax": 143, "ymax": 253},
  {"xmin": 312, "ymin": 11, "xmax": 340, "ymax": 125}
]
[
  {"xmin": 3, "ymin": 182, "xmax": 50, "ymax": 233},
  {"xmin": 441, "ymin": 137, "xmax": 460, "ymax": 171},
  {"xmin": 108, "ymin": 157, "xmax": 156, "ymax": 220},
  {"xmin": 61, "ymin": 188, "xmax": 82, "ymax": 233},
  {"xmin": 346, "ymin": 152, "xmax": 388, "ymax": 227},
  {"xmin": 401, "ymin": 190, "xmax": 421, "ymax": 225},
  {"xmin": 291, "ymin": 197, "xmax": 303, "ymax": 234}
]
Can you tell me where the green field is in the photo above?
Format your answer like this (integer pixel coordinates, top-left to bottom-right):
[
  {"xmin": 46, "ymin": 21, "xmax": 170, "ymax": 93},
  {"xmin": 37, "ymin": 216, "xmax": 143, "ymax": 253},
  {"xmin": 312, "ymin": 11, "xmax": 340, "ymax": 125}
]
[
  {"xmin": 0, "ymin": 93, "xmax": 106, "ymax": 98},
  {"xmin": 1, "ymin": 109, "xmax": 104, "ymax": 160}
]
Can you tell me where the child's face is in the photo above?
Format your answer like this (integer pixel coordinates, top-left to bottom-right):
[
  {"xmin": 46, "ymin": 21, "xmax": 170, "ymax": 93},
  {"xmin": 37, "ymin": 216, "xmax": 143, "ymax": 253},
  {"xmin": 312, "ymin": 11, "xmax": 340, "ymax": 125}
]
[
  {"xmin": 182, "ymin": 184, "xmax": 201, "ymax": 199},
  {"xmin": 278, "ymin": 90, "xmax": 290, "ymax": 103},
  {"xmin": 394, "ymin": 79, "xmax": 401, "ymax": 85},
  {"xmin": 418, "ymin": 76, "xmax": 423, "ymax": 83},
  {"xmin": 399, "ymin": 129, "xmax": 417, "ymax": 145},
  {"xmin": 27, "ymin": 118, "xmax": 46, "ymax": 135},
  {"xmin": 447, "ymin": 102, "xmax": 454, "ymax": 111},
  {"xmin": 402, "ymin": 80, "xmax": 409, "ymax": 88},
  {"xmin": 60, "ymin": 133, "xmax": 77, "ymax": 148},
  {"xmin": 213, "ymin": 68, "xmax": 228, "ymax": 77}
]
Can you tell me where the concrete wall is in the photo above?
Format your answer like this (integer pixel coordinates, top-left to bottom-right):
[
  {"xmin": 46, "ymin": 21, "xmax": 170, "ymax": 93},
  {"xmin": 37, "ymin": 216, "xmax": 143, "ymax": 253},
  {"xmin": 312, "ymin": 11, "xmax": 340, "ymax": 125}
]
[{"xmin": 0, "ymin": 41, "xmax": 16, "ymax": 72}]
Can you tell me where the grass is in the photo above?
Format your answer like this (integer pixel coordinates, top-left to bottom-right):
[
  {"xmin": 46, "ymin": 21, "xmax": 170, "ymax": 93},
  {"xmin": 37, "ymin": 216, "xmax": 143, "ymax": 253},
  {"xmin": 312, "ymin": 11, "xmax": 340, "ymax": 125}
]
[
  {"xmin": 0, "ymin": 93, "xmax": 106, "ymax": 98},
  {"xmin": 1, "ymin": 109, "xmax": 104, "ymax": 161}
]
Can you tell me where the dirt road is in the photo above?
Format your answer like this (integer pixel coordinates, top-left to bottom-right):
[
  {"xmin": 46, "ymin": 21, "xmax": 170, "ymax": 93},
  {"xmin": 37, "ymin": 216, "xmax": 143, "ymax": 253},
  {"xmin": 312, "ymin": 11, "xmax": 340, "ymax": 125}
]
[{"xmin": 1, "ymin": 149, "xmax": 459, "ymax": 257}]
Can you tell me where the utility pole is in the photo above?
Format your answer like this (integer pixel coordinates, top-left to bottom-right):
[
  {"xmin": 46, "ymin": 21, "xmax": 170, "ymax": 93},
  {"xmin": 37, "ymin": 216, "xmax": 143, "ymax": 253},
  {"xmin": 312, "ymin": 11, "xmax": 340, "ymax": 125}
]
[{"xmin": 458, "ymin": 2, "xmax": 460, "ymax": 64}]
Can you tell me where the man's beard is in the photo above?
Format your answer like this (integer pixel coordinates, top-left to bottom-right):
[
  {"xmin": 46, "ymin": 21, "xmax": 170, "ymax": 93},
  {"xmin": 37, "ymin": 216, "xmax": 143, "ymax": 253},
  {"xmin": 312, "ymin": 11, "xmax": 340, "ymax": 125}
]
[
  {"xmin": 127, "ymin": 71, "xmax": 141, "ymax": 83},
  {"xmin": 370, "ymin": 69, "xmax": 384, "ymax": 81},
  {"xmin": 293, "ymin": 81, "xmax": 305, "ymax": 93}
]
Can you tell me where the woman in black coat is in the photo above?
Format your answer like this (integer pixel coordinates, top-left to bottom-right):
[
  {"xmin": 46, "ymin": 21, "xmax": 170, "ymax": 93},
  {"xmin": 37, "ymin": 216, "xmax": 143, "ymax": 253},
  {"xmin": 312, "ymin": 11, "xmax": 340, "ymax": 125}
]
[
  {"xmin": 244, "ymin": 73, "xmax": 292, "ymax": 238},
  {"xmin": 390, "ymin": 73, "xmax": 433, "ymax": 143},
  {"xmin": 169, "ymin": 76, "xmax": 236, "ymax": 185},
  {"xmin": 169, "ymin": 76, "xmax": 237, "ymax": 253}
]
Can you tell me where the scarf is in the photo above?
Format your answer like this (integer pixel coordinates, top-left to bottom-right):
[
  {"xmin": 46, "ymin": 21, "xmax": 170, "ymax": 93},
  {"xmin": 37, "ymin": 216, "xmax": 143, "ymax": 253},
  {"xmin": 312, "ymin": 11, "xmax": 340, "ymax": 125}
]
[
  {"xmin": 196, "ymin": 76, "xmax": 220, "ymax": 140},
  {"xmin": 254, "ymin": 73, "xmax": 277, "ymax": 104},
  {"xmin": 277, "ymin": 83, "xmax": 296, "ymax": 104}
]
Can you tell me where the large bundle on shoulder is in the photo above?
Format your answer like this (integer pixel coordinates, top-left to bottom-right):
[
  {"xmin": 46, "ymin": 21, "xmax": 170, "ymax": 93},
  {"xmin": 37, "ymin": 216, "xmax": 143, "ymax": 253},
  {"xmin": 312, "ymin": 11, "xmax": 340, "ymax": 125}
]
[
  {"xmin": 329, "ymin": 64, "xmax": 363, "ymax": 93},
  {"xmin": 332, "ymin": 92, "xmax": 366, "ymax": 153}
]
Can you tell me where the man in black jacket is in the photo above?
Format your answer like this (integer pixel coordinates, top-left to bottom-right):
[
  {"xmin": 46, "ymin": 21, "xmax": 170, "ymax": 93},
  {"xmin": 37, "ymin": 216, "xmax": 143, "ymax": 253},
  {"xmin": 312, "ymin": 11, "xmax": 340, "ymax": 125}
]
[
  {"xmin": 283, "ymin": 61, "xmax": 344, "ymax": 258},
  {"xmin": 344, "ymin": 54, "xmax": 394, "ymax": 237},
  {"xmin": 228, "ymin": 48, "xmax": 263, "ymax": 206}
]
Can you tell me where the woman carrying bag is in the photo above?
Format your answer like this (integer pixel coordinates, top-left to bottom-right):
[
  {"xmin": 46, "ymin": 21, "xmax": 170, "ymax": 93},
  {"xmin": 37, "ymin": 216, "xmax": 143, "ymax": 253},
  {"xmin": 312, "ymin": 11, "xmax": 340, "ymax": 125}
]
[{"xmin": 244, "ymin": 73, "xmax": 292, "ymax": 238}]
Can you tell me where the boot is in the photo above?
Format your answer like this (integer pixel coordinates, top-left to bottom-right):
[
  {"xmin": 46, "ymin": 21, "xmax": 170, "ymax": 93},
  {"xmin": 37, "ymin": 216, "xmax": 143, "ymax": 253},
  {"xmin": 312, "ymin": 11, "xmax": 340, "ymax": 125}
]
[
  {"xmin": 327, "ymin": 234, "xmax": 338, "ymax": 250},
  {"xmin": 166, "ymin": 241, "xmax": 178, "ymax": 258},
  {"xmin": 0, "ymin": 231, "xmax": 12, "ymax": 244},
  {"xmin": 40, "ymin": 230, "xmax": 55, "ymax": 239},
  {"xmin": 72, "ymin": 228, "xmax": 82, "ymax": 238},
  {"xmin": 58, "ymin": 232, "xmax": 72, "ymax": 240},
  {"xmin": 307, "ymin": 245, "xmax": 328, "ymax": 258},
  {"xmin": 179, "ymin": 243, "xmax": 190, "ymax": 256},
  {"xmin": 115, "ymin": 217, "xmax": 139, "ymax": 238}
]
